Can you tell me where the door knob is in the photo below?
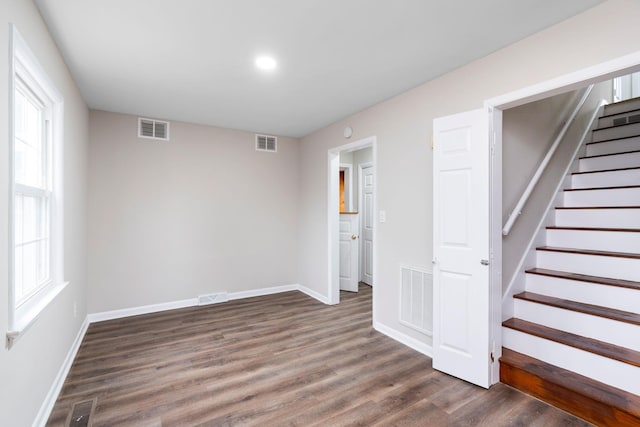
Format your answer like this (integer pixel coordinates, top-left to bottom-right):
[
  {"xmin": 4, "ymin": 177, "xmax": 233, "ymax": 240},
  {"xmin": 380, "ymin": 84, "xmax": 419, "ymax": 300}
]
[
  {"xmin": 351, "ymin": 234, "xmax": 358, "ymax": 240},
  {"xmin": 480, "ymin": 259, "xmax": 489, "ymax": 266}
]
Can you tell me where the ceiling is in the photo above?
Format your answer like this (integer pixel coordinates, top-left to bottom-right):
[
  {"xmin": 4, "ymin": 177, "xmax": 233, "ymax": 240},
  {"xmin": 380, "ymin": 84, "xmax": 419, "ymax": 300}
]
[{"xmin": 35, "ymin": 0, "xmax": 604, "ymax": 137}]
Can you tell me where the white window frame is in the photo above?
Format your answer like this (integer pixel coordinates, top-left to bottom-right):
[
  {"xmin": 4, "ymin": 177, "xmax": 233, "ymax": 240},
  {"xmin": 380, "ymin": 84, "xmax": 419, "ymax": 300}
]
[{"xmin": 7, "ymin": 25, "xmax": 66, "ymax": 346}]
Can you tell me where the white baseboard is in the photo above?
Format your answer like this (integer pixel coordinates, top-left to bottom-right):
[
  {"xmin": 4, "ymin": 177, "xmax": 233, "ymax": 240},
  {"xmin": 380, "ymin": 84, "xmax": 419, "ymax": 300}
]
[
  {"xmin": 87, "ymin": 284, "xmax": 328, "ymax": 323},
  {"xmin": 87, "ymin": 297, "xmax": 198, "ymax": 323},
  {"xmin": 228, "ymin": 284, "xmax": 298, "ymax": 301},
  {"xmin": 373, "ymin": 320, "xmax": 433, "ymax": 357},
  {"xmin": 33, "ymin": 316, "xmax": 89, "ymax": 427},
  {"xmin": 298, "ymin": 284, "xmax": 331, "ymax": 304}
]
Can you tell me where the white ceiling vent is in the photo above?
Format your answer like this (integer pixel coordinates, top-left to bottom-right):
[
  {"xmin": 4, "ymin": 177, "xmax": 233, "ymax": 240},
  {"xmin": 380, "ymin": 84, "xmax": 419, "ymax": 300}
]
[
  {"xmin": 256, "ymin": 134, "xmax": 277, "ymax": 152},
  {"xmin": 138, "ymin": 117, "xmax": 170, "ymax": 141}
]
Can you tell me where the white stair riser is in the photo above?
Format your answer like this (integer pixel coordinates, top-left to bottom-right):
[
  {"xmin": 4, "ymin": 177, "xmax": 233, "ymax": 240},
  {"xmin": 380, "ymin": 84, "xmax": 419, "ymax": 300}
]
[
  {"xmin": 586, "ymin": 137, "xmax": 640, "ymax": 156},
  {"xmin": 598, "ymin": 111, "xmax": 640, "ymax": 128},
  {"xmin": 514, "ymin": 299, "xmax": 640, "ymax": 352},
  {"xmin": 572, "ymin": 168, "xmax": 640, "ymax": 189},
  {"xmin": 503, "ymin": 328, "xmax": 640, "ymax": 395},
  {"xmin": 536, "ymin": 250, "xmax": 640, "ymax": 281},
  {"xmin": 563, "ymin": 187, "xmax": 640, "ymax": 207},
  {"xmin": 604, "ymin": 99, "xmax": 640, "ymax": 116},
  {"xmin": 555, "ymin": 208, "xmax": 640, "ymax": 228},
  {"xmin": 579, "ymin": 151, "xmax": 640, "ymax": 171},
  {"xmin": 526, "ymin": 274, "xmax": 640, "ymax": 313},
  {"xmin": 546, "ymin": 229, "xmax": 640, "ymax": 253},
  {"xmin": 592, "ymin": 123, "xmax": 640, "ymax": 142}
]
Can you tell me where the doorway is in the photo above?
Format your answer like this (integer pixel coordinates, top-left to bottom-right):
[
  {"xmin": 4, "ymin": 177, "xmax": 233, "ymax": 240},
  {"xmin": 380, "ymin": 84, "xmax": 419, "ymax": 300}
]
[{"xmin": 328, "ymin": 136, "xmax": 376, "ymax": 306}]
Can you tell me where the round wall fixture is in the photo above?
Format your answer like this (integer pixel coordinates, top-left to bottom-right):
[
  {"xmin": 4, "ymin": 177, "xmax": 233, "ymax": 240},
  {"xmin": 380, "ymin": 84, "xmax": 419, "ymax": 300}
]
[{"xmin": 343, "ymin": 126, "xmax": 353, "ymax": 139}]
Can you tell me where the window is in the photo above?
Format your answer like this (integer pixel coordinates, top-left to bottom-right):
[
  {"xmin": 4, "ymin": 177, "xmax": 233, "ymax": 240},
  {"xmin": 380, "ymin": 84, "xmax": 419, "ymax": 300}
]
[{"xmin": 8, "ymin": 26, "xmax": 65, "ymax": 344}]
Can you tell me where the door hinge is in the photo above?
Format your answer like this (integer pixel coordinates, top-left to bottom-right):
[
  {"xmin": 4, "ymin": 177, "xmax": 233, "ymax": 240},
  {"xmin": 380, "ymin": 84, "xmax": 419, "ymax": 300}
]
[{"xmin": 490, "ymin": 352, "xmax": 495, "ymax": 363}]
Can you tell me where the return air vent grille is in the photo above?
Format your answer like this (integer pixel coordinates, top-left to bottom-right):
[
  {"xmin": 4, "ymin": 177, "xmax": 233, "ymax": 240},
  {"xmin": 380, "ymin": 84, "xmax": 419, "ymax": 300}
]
[
  {"xmin": 256, "ymin": 134, "xmax": 277, "ymax": 152},
  {"xmin": 138, "ymin": 117, "xmax": 170, "ymax": 141},
  {"xmin": 612, "ymin": 114, "xmax": 640, "ymax": 126},
  {"xmin": 399, "ymin": 266, "xmax": 433, "ymax": 335}
]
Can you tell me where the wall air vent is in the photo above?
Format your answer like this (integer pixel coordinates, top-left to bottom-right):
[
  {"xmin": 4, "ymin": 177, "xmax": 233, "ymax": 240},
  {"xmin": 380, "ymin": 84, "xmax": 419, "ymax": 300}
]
[
  {"xmin": 255, "ymin": 134, "xmax": 277, "ymax": 152},
  {"xmin": 399, "ymin": 266, "xmax": 433, "ymax": 335},
  {"xmin": 138, "ymin": 117, "xmax": 170, "ymax": 141}
]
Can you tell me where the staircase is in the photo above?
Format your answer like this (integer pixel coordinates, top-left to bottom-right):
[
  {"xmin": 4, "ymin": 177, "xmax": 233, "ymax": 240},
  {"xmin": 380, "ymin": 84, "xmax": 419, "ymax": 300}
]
[{"xmin": 500, "ymin": 97, "xmax": 640, "ymax": 426}]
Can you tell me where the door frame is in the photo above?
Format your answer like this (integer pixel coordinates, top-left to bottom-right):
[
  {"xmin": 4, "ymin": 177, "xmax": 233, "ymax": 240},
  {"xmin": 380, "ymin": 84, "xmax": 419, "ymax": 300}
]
[
  {"xmin": 358, "ymin": 161, "xmax": 373, "ymax": 284},
  {"xmin": 328, "ymin": 136, "xmax": 376, "ymax": 305},
  {"xmin": 485, "ymin": 50, "xmax": 640, "ymax": 384}
]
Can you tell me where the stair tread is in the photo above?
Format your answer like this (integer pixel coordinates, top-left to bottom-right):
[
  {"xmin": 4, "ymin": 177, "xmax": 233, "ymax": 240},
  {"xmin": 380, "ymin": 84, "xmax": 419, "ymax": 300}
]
[
  {"xmin": 526, "ymin": 268, "xmax": 640, "ymax": 291},
  {"xmin": 579, "ymin": 149, "xmax": 640, "ymax": 159},
  {"xmin": 556, "ymin": 205, "xmax": 640, "ymax": 210},
  {"xmin": 572, "ymin": 166, "xmax": 640, "ymax": 175},
  {"xmin": 564, "ymin": 184, "xmax": 640, "ymax": 191},
  {"xmin": 600, "ymin": 106, "xmax": 640, "ymax": 119},
  {"xmin": 537, "ymin": 245, "xmax": 640, "ymax": 259},
  {"xmin": 593, "ymin": 122, "xmax": 640, "ymax": 132},
  {"xmin": 586, "ymin": 134, "xmax": 640, "ymax": 145},
  {"xmin": 503, "ymin": 317, "xmax": 640, "ymax": 366},
  {"xmin": 546, "ymin": 226, "xmax": 640, "ymax": 232},
  {"xmin": 500, "ymin": 347, "xmax": 640, "ymax": 418},
  {"xmin": 513, "ymin": 292, "xmax": 640, "ymax": 326}
]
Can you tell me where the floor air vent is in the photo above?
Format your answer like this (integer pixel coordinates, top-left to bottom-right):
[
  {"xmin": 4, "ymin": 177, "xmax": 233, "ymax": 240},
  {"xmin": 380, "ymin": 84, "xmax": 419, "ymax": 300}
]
[
  {"xmin": 66, "ymin": 398, "xmax": 95, "ymax": 427},
  {"xmin": 400, "ymin": 266, "xmax": 433, "ymax": 335},
  {"xmin": 256, "ymin": 134, "xmax": 277, "ymax": 152}
]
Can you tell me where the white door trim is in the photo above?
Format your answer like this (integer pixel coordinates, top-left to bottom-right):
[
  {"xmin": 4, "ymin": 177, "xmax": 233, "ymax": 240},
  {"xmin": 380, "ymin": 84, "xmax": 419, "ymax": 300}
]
[
  {"xmin": 328, "ymin": 136, "xmax": 376, "ymax": 306},
  {"xmin": 485, "ymin": 51, "xmax": 640, "ymax": 110},
  {"xmin": 484, "ymin": 50, "xmax": 640, "ymax": 384}
]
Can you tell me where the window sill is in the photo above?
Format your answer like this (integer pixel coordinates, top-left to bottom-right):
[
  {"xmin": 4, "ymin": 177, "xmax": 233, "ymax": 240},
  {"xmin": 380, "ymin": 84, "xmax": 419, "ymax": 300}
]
[{"xmin": 6, "ymin": 281, "xmax": 69, "ymax": 348}]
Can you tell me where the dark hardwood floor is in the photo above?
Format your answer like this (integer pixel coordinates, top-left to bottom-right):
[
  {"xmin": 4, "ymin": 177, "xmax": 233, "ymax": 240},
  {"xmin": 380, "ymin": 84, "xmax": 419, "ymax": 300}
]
[{"xmin": 47, "ymin": 284, "xmax": 592, "ymax": 426}]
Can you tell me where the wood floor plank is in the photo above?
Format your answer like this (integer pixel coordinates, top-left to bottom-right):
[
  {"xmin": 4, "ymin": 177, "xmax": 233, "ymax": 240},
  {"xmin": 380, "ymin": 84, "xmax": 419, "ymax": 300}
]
[{"xmin": 47, "ymin": 284, "xmax": 592, "ymax": 426}]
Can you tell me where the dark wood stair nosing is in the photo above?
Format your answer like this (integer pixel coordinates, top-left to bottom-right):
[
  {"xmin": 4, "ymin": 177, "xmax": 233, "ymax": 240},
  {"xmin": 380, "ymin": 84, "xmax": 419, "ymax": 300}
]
[
  {"xmin": 525, "ymin": 267, "xmax": 640, "ymax": 291},
  {"xmin": 536, "ymin": 245, "xmax": 640, "ymax": 260},
  {"xmin": 572, "ymin": 166, "xmax": 640, "ymax": 175},
  {"xmin": 586, "ymin": 134, "xmax": 640, "ymax": 145},
  {"xmin": 500, "ymin": 347, "xmax": 640, "ymax": 426},
  {"xmin": 546, "ymin": 226, "xmax": 640, "ymax": 233},
  {"xmin": 593, "ymin": 121, "xmax": 640, "ymax": 132},
  {"xmin": 564, "ymin": 184, "xmax": 640, "ymax": 191},
  {"xmin": 556, "ymin": 205, "xmax": 640, "ymax": 210},
  {"xmin": 502, "ymin": 317, "xmax": 640, "ymax": 365},
  {"xmin": 599, "ymin": 106, "xmax": 640, "ymax": 119},
  {"xmin": 512, "ymin": 292, "xmax": 640, "ymax": 327},
  {"xmin": 579, "ymin": 148, "xmax": 640, "ymax": 159}
]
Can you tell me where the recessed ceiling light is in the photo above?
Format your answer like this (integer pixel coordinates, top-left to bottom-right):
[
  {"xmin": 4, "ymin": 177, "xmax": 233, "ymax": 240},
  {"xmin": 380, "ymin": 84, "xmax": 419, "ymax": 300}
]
[{"xmin": 255, "ymin": 56, "xmax": 277, "ymax": 71}]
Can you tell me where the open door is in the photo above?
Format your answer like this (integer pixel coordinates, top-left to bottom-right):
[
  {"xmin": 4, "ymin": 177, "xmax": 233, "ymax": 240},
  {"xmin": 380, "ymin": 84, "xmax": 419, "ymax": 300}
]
[
  {"xmin": 339, "ymin": 213, "xmax": 359, "ymax": 292},
  {"xmin": 432, "ymin": 108, "xmax": 491, "ymax": 388}
]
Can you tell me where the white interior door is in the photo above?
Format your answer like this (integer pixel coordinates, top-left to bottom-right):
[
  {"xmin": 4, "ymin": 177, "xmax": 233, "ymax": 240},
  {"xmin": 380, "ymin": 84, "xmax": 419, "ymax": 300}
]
[
  {"xmin": 360, "ymin": 164, "xmax": 374, "ymax": 285},
  {"xmin": 339, "ymin": 213, "xmax": 359, "ymax": 292},
  {"xmin": 433, "ymin": 108, "xmax": 491, "ymax": 388}
]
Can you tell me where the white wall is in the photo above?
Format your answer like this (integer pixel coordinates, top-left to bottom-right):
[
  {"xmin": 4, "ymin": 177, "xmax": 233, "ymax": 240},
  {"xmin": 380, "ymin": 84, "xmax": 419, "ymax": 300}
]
[
  {"xmin": 0, "ymin": 2, "xmax": 89, "ymax": 426},
  {"xmin": 298, "ymin": 0, "xmax": 640, "ymax": 348},
  {"xmin": 87, "ymin": 111, "xmax": 300, "ymax": 313}
]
